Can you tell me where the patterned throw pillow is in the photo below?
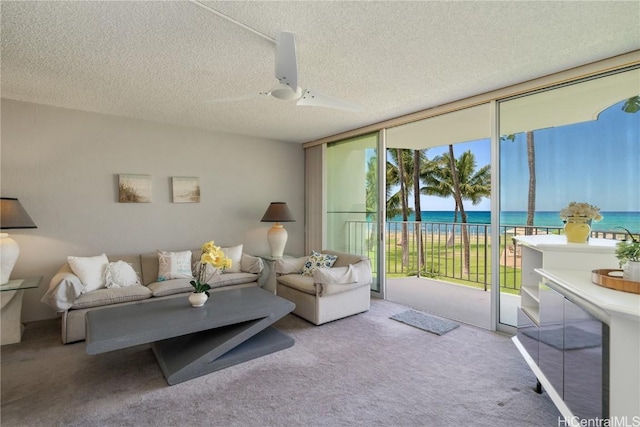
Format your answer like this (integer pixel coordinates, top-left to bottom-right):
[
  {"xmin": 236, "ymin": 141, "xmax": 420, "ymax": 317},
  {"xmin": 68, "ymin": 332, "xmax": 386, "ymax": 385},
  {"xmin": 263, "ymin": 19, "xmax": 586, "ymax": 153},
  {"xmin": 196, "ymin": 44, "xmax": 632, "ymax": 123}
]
[
  {"xmin": 105, "ymin": 261, "xmax": 141, "ymax": 288},
  {"xmin": 301, "ymin": 251, "xmax": 338, "ymax": 277},
  {"xmin": 157, "ymin": 250, "xmax": 193, "ymax": 281}
]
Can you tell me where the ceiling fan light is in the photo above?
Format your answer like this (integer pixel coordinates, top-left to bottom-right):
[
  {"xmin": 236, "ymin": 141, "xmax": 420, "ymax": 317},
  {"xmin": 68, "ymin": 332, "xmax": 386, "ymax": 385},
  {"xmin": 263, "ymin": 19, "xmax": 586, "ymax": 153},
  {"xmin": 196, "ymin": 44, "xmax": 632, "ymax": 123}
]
[{"xmin": 270, "ymin": 84, "xmax": 302, "ymax": 101}]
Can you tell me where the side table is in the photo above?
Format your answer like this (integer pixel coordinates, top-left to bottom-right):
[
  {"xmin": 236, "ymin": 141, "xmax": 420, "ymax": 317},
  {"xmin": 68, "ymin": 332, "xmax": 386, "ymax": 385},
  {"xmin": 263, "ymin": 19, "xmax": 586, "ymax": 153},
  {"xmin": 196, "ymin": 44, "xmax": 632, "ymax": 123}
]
[
  {"xmin": 257, "ymin": 255, "xmax": 294, "ymax": 294},
  {"xmin": 1, "ymin": 276, "xmax": 42, "ymax": 345}
]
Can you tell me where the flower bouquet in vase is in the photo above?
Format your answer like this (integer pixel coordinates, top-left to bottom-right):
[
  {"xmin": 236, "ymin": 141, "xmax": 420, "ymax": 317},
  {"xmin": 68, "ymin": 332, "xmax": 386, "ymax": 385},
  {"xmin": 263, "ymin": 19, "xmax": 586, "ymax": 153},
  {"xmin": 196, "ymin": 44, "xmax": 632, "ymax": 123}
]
[
  {"xmin": 559, "ymin": 202, "xmax": 603, "ymax": 243},
  {"xmin": 189, "ymin": 241, "xmax": 232, "ymax": 307}
]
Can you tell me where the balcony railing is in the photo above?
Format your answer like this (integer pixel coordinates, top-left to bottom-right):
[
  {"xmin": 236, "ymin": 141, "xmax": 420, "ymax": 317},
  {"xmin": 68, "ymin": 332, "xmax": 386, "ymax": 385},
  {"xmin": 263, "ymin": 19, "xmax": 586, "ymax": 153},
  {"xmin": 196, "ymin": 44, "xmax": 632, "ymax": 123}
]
[{"xmin": 344, "ymin": 220, "xmax": 627, "ymax": 292}]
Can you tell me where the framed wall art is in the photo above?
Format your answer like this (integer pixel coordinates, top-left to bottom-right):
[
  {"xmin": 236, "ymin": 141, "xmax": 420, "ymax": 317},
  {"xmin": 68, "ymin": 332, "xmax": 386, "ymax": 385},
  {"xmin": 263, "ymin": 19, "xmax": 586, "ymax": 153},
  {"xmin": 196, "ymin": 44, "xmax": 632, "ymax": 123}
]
[
  {"xmin": 118, "ymin": 174, "xmax": 152, "ymax": 203},
  {"xmin": 172, "ymin": 176, "xmax": 200, "ymax": 203}
]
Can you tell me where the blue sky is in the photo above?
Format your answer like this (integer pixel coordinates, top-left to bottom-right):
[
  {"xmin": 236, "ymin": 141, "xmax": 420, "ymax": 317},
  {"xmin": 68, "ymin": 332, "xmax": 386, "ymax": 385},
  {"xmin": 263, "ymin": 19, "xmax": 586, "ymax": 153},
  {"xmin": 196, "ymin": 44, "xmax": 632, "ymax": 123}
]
[
  {"xmin": 416, "ymin": 99, "xmax": 639, "ymax": 212},
  {"xmin": 500, "ymin": 100, "xmax": 639, "ymax": 212}
]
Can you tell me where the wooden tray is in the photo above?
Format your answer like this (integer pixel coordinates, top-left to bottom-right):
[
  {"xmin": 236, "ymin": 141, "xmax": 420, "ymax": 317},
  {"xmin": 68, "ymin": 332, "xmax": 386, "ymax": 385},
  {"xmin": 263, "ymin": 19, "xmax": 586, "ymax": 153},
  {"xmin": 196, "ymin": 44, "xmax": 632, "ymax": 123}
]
[{"xmin": 591, "ymin": 269, "xmax": 640, "ymax": 295}]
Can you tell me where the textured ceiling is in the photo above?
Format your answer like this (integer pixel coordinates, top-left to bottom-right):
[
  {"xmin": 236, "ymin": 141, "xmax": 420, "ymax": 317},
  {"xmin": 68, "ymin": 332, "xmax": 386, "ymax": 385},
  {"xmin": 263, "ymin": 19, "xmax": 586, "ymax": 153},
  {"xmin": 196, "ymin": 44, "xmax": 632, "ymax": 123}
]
[{"xmin": 1, "ymin": 1, "xmax": 639, "ymax": 144}]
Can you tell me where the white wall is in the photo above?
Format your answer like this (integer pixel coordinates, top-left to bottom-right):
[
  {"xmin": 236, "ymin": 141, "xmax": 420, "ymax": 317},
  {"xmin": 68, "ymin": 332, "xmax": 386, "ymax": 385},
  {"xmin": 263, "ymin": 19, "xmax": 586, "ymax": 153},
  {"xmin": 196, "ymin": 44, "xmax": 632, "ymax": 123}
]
[{"xmin": 1, "ymin": 99, "xmax": 305, "ymax": 322}]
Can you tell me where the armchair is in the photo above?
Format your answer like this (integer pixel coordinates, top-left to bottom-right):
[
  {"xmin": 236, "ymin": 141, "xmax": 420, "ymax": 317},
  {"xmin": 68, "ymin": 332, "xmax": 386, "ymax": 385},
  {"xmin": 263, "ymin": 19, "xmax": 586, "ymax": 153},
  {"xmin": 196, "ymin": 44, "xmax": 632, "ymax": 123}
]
[{"xmin": 275, "ymin": 250, "xmax": 372, "ymax": 325}]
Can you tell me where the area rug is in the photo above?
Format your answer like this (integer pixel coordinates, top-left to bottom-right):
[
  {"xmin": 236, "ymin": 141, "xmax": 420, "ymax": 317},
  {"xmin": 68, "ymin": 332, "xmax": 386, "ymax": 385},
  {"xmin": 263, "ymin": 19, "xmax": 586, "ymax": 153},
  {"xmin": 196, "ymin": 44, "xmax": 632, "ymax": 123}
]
[
  {"xmin": 390, "ymin": 309, "xmax": 460, "ymax": 336},
  {"xmin": 523, "ymin": 325, "xmax": 602, "ymax": 350}
]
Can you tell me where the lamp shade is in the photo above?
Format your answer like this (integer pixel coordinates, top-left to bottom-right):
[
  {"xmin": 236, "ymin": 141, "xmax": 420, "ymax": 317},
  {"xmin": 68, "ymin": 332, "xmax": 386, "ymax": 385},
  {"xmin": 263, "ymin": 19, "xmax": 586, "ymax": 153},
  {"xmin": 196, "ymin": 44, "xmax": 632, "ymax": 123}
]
[
  {"xmin": 1, "ymin": 198, "xmax": 37, "ymax": 229},
  {"xmin": 261, "ymin": 202, "xmax": 295, "ymax": 223}
]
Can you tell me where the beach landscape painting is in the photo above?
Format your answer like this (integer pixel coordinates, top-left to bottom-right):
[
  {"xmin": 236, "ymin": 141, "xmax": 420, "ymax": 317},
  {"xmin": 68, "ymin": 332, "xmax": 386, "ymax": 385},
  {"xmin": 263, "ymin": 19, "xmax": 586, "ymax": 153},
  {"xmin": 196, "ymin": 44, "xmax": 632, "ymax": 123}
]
[
  {"xmin": 118, "ymin": 174, "xmax": 152, "ymax": 203},
  {"xmin": 172, "ymin": 176, "xmax": 200, "ymax": 203}
]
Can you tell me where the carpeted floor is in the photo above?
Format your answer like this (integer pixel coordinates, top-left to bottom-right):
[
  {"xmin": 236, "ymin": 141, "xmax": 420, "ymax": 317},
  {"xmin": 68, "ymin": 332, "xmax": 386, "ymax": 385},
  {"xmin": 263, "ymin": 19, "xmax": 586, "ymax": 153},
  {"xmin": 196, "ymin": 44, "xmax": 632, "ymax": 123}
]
[{"xmin": 1, "ymin": 299, "xmax": 560, "ymax": 427}]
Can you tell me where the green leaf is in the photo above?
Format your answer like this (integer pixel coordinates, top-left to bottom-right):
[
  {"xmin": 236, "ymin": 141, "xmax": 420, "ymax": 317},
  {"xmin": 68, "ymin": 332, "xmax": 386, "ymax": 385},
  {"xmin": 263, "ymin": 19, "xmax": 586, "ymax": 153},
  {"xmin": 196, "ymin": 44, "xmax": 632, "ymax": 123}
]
[{"xmin": 622, "ymin": 96, "xmax": 640, "ymax": 114}]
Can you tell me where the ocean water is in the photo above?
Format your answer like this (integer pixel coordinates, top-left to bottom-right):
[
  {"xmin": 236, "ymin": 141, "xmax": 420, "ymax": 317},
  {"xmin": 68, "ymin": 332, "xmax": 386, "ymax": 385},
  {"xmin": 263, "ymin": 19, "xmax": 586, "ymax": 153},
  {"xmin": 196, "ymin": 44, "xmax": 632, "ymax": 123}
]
[{"xmin": 389, "ymin": 211, "xmax": 640, "ymax": 233}]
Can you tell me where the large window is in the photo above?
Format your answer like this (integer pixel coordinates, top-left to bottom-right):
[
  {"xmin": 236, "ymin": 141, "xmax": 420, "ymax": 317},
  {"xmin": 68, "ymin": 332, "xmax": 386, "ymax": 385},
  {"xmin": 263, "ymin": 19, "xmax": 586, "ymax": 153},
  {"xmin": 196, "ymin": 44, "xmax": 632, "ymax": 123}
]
[
  {"xmin": 498, "ymin": 67, "xmax": 640, "ymax": 327},
  {"xmin": 309, "ymin": 58, "xmax": 638, "ymax": 331}
]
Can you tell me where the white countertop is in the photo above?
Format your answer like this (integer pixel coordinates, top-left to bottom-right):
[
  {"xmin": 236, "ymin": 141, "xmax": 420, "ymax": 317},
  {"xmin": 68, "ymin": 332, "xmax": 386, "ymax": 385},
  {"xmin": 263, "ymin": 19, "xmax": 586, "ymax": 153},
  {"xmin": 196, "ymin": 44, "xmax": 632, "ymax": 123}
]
[
  {"xmin": 514, "ymin": 234, "xmax": 617, "ymax": 253},
  {"xmin": 536, "ymin": 268, "xmax": 640, "ymax": 321}
]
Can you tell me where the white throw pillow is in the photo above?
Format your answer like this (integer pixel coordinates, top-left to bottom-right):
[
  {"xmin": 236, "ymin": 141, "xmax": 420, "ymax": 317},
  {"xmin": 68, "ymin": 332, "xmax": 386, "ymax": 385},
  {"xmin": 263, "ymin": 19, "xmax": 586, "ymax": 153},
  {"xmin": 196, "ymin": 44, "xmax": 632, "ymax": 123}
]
[
  {"xmin": 157, "ymin": 250, "xmax": 193, "ymax": 281},
  {"xmin": 105, "ymin": 261, "xmax": 141, "ymax": 288},
  {"xmin": 221, "ymin": 244, "xmax": 243, "ymax": 273},
  {"xmin": 67, "ymin": 253, "xmax": 109, "ymax": 292}
]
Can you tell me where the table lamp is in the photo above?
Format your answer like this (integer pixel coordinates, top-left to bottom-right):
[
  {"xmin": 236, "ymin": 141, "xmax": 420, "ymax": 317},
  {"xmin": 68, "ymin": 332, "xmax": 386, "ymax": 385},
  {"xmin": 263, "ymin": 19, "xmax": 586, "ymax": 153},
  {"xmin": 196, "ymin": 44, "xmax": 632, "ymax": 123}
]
[
  {"xmin": 1, "ymin": 198, "xmax": 37, "ymax": 284},
  {"xmin": 261, "ymin": 202, "xmax": 295, "ymax": 258}
]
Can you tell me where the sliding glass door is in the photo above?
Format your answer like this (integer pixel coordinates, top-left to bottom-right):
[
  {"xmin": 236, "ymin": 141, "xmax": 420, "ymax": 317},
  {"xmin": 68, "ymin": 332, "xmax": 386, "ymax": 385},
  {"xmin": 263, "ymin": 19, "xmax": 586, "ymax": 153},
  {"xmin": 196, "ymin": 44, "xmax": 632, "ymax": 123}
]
[
  {"xmin": 326, "ymin": 133, "xmax": 381, "ymax": 293},
  {"xmin": 384, "ymin": 105, "xmax": 493, "ymax": 328}
]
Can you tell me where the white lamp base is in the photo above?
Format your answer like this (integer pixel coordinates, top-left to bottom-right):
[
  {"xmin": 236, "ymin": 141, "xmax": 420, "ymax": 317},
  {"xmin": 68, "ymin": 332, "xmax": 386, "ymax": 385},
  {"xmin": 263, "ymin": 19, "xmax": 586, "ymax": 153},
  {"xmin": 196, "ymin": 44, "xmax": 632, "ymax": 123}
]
[
  {"xmin": 267, "ymin": 223, "xmax": 288, "ymax": 259},
  {"xmin": 1, "ymin": 233, "xmax": 20, "ymax": 285}
]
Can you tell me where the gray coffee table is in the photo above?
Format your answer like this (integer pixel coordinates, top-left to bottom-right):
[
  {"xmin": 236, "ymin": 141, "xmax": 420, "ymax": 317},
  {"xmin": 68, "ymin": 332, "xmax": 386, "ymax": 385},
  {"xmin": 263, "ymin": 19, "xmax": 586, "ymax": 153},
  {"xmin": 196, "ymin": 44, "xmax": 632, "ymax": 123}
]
[{"xmin": 85, "ymin": 287, "xmax": 295, "ymax": 385}]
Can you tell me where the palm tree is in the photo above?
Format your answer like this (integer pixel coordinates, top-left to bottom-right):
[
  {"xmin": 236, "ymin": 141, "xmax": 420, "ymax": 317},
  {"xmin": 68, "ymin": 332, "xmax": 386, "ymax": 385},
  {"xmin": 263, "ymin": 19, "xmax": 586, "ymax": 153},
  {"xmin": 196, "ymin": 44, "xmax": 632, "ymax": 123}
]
[
  {"xmin": 525, "ymin": 131, "xmax": 536, "ymax": 234},
  {"xmin": 365, "ymin": 155, "xmax": 378, "ymax": 251},
  {"xmin": 422, "ymin": 148, "xmax": 491, "ymax": 274},
  {"xmin": 387, "ymin": 149, "xmax": 416, "ymax": 269},
  {"xmin": 422, "ymin": 149, "xmax": 491, "ymax": 217},
  {"xmin": 447, "ymin": 145, "xmax": 470, "ymax": 273},
  {"xmin": 413, "ymin": 150, "xmax": 423, "ymax": 272},
  {"xmin": 503, "ymin": 132, "xmax": 536, "ymax": 234},
  {"xmin": 396, "ymin": 149, "xmax": 409, "ymax": 267},
  {"xmin": 389, "ymin": 148, "xmax": 446, "ymax": 274}
]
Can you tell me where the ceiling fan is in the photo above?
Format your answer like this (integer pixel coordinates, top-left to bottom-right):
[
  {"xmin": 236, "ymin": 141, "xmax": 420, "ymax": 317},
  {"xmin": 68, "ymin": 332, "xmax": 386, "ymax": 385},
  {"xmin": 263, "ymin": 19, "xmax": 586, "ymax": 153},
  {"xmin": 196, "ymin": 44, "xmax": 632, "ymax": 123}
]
[{"xmin": 208, "ymin": 31, "xmax": 361, "ymax": 112}]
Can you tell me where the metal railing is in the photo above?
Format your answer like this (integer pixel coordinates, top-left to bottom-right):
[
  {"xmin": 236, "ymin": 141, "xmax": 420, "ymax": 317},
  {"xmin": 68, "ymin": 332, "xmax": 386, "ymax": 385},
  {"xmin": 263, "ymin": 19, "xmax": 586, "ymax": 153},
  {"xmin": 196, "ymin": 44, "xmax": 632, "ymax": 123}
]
[{"xmin": 345, "ymin": 220, "xmax": 628, "ymax": 292}]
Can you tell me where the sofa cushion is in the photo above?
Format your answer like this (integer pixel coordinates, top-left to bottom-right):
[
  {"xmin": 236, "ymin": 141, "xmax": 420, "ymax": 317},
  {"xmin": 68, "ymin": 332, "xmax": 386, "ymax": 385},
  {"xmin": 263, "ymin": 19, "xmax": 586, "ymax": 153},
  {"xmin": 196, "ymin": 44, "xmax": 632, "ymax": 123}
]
[
  {"xmin": 71, "ymin": 285, "xmax": 152, "ymax": 309},
  {"xmin": 301, "ymin": 251, "xmax": 338, "ymax": 277},
  {"xmin": 105, "ymin": 261, "xmax": 141, "ymax": 288},
  {"xmin": 208, "ymin": 272, "xmax": 259, "ymax": 289},
  {"xmin": 275, "ymin": 257, "xmax": 307, "ymax": 275},
  {"xmin": 157, "ymin": 250, "xmax": 193, "ymax": 281},
  {"xmin": 277, "ymin": 274, "xmax": 316, "ymax": 295},
  {"xmin": 147, "ymin": 278, "xmax": 193, "ymax": 297},
  {"xmin": 67, "ymin": 253, "xmax": 109, "ymax": 292},
  {"xmin": 321, "ymin": 250, "xmax": 368, "ymax": 269},
  {"xmin": 241, "ymin": 254, "xmax": 263, "ymax": 274}
]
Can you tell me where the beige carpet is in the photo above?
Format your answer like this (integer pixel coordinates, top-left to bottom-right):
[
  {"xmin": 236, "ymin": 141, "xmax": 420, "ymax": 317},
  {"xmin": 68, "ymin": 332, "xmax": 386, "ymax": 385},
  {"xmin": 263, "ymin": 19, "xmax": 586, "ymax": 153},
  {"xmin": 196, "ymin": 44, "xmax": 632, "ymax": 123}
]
[{"xmin": 1, "ymin": 299, "xmax": 560, "ymax": 426}]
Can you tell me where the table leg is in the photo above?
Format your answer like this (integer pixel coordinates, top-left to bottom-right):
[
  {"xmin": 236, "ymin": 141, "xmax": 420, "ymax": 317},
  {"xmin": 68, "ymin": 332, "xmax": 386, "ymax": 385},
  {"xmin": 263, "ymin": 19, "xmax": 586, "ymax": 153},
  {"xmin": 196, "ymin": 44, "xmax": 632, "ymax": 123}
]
[
  {"xmin": 1, "ymin": 290, "xmax": 25, "ymax": 345},
  {"xmin": 151, "ymin": 304, "xmax": 294, "ymax": 385}
]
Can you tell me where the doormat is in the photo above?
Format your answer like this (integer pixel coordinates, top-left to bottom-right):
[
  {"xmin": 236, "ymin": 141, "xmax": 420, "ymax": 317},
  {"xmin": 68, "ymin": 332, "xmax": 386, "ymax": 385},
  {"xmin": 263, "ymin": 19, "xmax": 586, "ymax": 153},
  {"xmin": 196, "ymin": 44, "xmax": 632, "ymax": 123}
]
[
  {"xmin": 522, "ymin": 325, "xmax": 601, "ymax": 350},
  {"xmin": 390, "ymin": 310, "xmax": 460, "ymax": 336}
]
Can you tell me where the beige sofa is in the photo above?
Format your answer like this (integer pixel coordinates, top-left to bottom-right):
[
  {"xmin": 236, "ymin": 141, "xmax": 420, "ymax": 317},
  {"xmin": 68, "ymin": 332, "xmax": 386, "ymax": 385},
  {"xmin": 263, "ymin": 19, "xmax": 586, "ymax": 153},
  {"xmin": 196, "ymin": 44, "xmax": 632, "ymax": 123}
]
[
  {"xmin": 275, "ymin": 250, "xmax": 371, "ymax": 325},
  {"xmin": 41, "ymin": 249, "xmax": 264, "ymax": 344}
]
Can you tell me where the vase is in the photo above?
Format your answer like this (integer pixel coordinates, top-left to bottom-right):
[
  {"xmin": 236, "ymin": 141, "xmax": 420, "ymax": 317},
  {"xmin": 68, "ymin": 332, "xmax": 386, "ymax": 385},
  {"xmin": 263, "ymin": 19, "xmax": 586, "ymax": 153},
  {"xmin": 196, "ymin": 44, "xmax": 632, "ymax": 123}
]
[
  {"xmin": 188, "ymin": 292, "xmax": 208, "ymax": 307},
  {"xmin": 564, "ymin": 216, "xmax": 592, "ymax": 243},
  {"xmin": 622, "ymin": 261, "xmax": 640, "ymax": 282}
]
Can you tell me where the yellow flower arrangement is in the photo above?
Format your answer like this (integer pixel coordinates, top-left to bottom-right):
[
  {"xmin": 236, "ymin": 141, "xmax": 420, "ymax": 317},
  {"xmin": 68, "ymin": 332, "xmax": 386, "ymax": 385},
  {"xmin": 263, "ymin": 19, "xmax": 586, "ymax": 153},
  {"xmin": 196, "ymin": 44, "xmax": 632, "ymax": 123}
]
[
  {"xmin": 559, "ymin": 201, "xmax": 603, "ymax": 222},
  {"xmin": 191, "ymin": 241, "xmax": 232, "ymax": 295}
]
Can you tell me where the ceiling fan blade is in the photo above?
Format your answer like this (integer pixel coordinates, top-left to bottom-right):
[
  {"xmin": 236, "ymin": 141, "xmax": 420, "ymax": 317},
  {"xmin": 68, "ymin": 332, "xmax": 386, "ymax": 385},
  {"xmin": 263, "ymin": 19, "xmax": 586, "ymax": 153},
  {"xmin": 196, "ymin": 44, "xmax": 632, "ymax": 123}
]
[
  {"xmin": 275, "ymin": 31, "xmax": 298, "ymax": 91},
  {"xmin": 205, "ymin": 93, "xmax": 269, "ymax": 104},
  {"xmin": 297, "ymin": 89, "xmax": 361, "ymax": 112}
]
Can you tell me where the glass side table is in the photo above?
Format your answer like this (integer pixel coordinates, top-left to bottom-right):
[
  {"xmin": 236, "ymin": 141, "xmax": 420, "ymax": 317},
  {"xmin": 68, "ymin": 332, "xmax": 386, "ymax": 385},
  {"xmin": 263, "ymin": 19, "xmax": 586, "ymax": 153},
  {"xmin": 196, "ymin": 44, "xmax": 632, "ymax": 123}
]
[
  {"xmin": 1, "ymin": 276, "xmax": 43, "ymax": 345},
  {"xmin": 256, "ymin": 255, "xmax": 294, "ymax": 294}
]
